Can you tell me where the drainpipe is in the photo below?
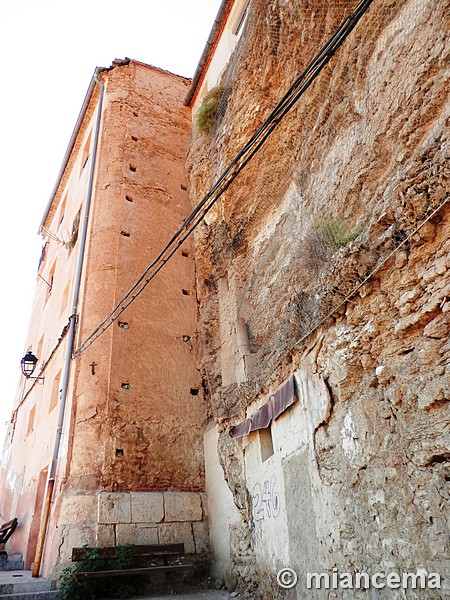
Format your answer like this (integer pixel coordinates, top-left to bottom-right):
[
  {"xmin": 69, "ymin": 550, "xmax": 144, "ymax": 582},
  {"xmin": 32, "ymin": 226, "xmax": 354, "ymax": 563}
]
[{"xmin": 32, "ymin": 71, "xmax": 105, "ymax": 578}]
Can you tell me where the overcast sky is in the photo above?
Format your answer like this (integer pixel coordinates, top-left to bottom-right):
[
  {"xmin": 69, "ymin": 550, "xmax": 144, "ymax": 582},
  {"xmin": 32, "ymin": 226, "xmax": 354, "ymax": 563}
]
[{"xmin": 0, "ymin": 0, "xmax": 222, "ymax": 442}]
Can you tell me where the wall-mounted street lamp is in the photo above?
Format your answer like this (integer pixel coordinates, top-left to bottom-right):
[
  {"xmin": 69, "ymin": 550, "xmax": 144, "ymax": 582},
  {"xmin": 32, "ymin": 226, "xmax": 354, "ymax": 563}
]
[{"xmin": 20, "ymin": 352, "xmax": 44, "ymax": 382}]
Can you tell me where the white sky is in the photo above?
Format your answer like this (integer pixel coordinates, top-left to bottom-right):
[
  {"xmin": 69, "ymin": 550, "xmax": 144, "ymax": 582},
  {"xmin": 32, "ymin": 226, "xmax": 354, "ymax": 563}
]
[{"xmin": 0, "ymin": 0, "xmax": 222, "ymax": 442}]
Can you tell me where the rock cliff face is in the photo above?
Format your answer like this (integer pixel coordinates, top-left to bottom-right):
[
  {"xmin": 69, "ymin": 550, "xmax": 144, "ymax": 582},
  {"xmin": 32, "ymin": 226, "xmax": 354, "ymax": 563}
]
[{"xmin": 187, "ymin": 0, "xmax": 450, "ymax": 597}]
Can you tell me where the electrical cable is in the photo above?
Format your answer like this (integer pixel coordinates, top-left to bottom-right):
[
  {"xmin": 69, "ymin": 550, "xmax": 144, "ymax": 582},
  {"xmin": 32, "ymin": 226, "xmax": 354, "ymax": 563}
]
[{"xmin": 74, "ymin": 0, "xmax": 374, "ymax": 357}]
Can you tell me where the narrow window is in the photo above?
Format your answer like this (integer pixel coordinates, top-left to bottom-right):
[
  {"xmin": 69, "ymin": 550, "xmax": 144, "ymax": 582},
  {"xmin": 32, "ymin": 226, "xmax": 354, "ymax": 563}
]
[
  {"xmin": 45, "ymin": 262, "xmax": 56, "ymax": 302},
  {"xmin": 60, "ymin": 282, "xmax": 70, "ymax": 317},
  {"xmin": 68, "ymin": 209, "xmax": 81, "ymax": 252},
  {"xmin": 259, "ymin": 427, "xmax": 274, "ymax": 462},
  {"xmin": 49, "ymin": 371, "xmax": 61, "ymax": 413},
  {"xmin": 231, "ymin": 0, "xmax": 250, "ymax": 36},
  {"xmin": 38, "ymin": 242, "xmax": 49, "ymax": 273},
  {"xmin": 59, "ymin": 192, "xmax": 67, "ymax": 225},
  {"xmin": 27, "ymin": 405, "xmax": 36, "ymax": 435},
  {"xmin": 80, "ymin": 132, "xmax": 92, "ymax": 174}
]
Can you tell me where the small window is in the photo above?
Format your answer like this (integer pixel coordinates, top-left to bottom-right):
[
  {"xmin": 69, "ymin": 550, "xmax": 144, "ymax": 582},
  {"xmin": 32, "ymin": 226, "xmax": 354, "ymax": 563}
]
[
  {"xmin": 45, "ymin": 262, "xmax": 56, "ymax": 302},
  {"xmin": 27, "ymin": 405, "xmax": 36, "ymax": 436},
  {"xmin": 231, "ymin": 0, "xmax": 250, "ymax": 36},
  {"xmin": 68, "ymin": 209, "xmax": 81, "ymax": 252},
  {"xmin": 80, "ymin": 132, "xmax": 92, "ymax": 174},
  {"xmin": 59, "ymin": 193, "xmax": 67, "ymax": 225},
  {"xmin": 37, "ymin": 242, "xmax": 49, "ymax": 273},
  {"xmin": 60, "ymin": 283, "xmax": 70, "ymax": 317},
  {"xmin": 259, "ymin": 427, "xmax": 274, "ymax": 462},
  {"xmin": 49, "ymin": 371, "xmax": 61, "ymax": 413}
]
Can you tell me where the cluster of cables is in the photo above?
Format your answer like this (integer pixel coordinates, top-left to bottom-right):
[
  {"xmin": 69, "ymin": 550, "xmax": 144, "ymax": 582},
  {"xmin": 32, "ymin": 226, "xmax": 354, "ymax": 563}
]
[{"xmin": 74, "ymin": 0, "xmax": 374, "ymax": 357}]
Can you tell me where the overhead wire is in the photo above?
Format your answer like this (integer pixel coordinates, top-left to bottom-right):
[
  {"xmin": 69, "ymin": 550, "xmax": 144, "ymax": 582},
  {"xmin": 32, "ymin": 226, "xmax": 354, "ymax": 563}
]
[{"xmin": 74, "ymin": 0, "xmax": 374, "ymax": 357}]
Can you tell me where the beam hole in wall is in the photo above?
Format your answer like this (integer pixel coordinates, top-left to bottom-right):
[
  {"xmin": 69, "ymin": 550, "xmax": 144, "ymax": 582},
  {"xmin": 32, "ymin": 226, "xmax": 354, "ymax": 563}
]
[
  {"xmin": 190, "ymin": 388, "xmax": 199, "ymax": 396},
  {"xmin": 181, "ymin": 250, "xmax": 189, "ymax": 257},
  {"xmin": 115, "ymin": 449, "xmax": 124, "ymax": 457},
  {"xmin": 125, "ymin": 195, "xmax": 133, "ymax": 202},
  {"xmin": 181, "ymin": 183, "xmax": 187, "ymax": 191},
  {"xmin": 259, "ymin": 427, "xmax": 274, "ymax": 462},
  {"xmin": 182, "ymin": 289, "xmax": 191, "ymax": 296},
  {"xmin": 118, "ymin": 321, "xmax": 129, "ymax": 329},
  {"xmin": 131, "ymin": 135, "xmax": 138, "ymax": 142},
  {"xmin": 121, "ymin": 383, "xmax": 130, "ymax": 390},
  {"xmin": 129, "ymin": 164, "xmax": 137, "ymax": 172},
  {"xmin": 121, "ymin": 231, "xmax": 131, "ymax": 237}
]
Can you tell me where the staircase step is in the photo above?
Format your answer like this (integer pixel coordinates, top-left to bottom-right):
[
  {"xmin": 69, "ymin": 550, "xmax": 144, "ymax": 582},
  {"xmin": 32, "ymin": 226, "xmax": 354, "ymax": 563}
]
[
  {"xmin": 0, "ymin": 591, "xmax": 59, "ymax": 600},
  {"xmin": 0, "ymin": 556, "xmax": 24, "ymax": 572},
  {"xmin": 0, "ymin": 572, "xmax": 56, "ymax": 598}
]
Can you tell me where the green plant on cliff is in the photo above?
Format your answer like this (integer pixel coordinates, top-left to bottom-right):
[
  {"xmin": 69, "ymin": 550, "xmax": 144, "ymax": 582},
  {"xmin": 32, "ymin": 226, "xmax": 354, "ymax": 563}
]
[
  {"xmin": 58, "ymin": 544, "xmax": 142, "ymax": 600},
  {"xmin": 313, "ymin": 215, "xmax": 364, "ymax": 250},
  {"xmin": 196, "ymin": 85, "xmax": 229, "ymax": 133}
]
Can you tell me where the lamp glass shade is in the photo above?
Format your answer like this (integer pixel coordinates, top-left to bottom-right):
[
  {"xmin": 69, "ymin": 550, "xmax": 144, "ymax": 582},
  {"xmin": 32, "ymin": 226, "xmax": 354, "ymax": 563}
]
[{"xmin": 21, "ymin": 352, "xmax": 38, "ymax": 378}]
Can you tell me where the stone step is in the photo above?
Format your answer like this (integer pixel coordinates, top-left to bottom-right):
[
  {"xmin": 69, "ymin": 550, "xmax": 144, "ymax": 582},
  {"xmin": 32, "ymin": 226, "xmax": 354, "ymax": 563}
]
[
  {"xmin": 0, "ymin": 572, "xmax": 56, "ymax": 599},
  {"xmin": 0, "ymin": 556, "xmax": 24, "ymax": 572},
  {"xmin": 0, "ymin": 592, "xmax": 59, "ymax": 600}
]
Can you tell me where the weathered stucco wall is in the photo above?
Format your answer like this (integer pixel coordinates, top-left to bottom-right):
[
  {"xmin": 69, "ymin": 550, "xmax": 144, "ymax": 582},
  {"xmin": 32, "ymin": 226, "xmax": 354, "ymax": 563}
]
[
  {"xmin": 0, "ymin": 87, "xmax": 100, "ymax": 570},
  {"xmin": 187, "ymin": 0, "xmax": 450, "ymax": 597}
]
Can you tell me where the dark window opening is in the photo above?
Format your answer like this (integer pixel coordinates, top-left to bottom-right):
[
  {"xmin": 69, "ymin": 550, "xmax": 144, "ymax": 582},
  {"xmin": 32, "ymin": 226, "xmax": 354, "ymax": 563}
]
[
  {"xmin": 259, "ymin": 427, "xmax": 274, "ymax": 462},
  {"xmin": 68, "ymin": 209, "xmax": 81, "ymax": 251}
]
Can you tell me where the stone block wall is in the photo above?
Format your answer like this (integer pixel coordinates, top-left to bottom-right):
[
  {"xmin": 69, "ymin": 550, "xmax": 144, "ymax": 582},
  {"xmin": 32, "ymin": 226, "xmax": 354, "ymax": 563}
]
[
  {"xmin": 96, "ymin": 491, "xmax": 208, "ymax": 553},
  {"xmin": 56, "ymin": 490, "xmax": 209, "ymax": 567}
]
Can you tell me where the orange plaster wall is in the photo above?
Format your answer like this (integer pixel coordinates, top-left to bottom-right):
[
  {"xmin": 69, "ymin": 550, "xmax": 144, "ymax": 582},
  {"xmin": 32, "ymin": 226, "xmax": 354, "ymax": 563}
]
[{"xmin": 67, "ymin": 62, "xmax": 206, "ymax": 494}]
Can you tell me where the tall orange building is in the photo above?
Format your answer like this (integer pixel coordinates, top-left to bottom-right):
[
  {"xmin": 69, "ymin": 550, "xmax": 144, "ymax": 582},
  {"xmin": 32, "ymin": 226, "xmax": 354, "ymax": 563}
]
[{"xmin": 0, "ymin": 59, "xmax": 208, "ymax": 578}]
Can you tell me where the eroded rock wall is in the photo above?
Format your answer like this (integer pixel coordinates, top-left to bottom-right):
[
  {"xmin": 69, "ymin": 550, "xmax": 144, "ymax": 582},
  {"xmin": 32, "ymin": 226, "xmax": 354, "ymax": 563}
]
[{"xmin": 187, "ymin": 0, "xmax": 450, "ymax": 597}]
